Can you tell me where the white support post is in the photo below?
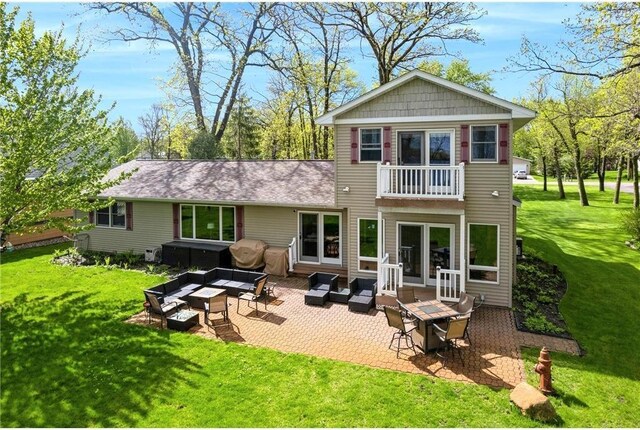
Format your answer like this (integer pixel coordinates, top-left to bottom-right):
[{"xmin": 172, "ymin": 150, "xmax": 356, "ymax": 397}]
[
  {"xmin": 376, "ymin": 163, "xmax": 382, "ymax": 198},
  {"xmin": 458, "ymin": 162, "xmax": 465, "ymax": 201},
  {"xmin": 377, "ymin": 210, "xmax": 383, "ymax": 291},
  {"xmin": 460, "ymin": 213, "xmax": 466, "ymax": 294}
]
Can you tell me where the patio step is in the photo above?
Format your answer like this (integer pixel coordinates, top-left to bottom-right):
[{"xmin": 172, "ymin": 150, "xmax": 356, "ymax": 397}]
[{"xmin": 290, "ymin": 262, "xmax": 348, "ymax": 280}]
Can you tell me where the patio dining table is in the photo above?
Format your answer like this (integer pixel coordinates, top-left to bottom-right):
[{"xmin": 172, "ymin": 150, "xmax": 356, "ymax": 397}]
[{"xmin": 400, "ymin": 299, "xmax": 460, "ymax": 352}]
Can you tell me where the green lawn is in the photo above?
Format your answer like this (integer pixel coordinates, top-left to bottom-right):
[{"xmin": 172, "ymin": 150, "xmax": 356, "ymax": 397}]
[
  {"xmin": 515, "ymin": 184, "xmax": 640, "ymax": 427},
  {"xmin": 1, "ymin": 185, "xmax": 639, "ymax": 427}
]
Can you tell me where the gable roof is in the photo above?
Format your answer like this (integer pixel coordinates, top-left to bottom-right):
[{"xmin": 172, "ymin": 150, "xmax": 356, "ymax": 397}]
[
  {"xmin": 99, "ymin": 159, "xmax": 335, "ymax": 208},
  {"xmin": 316, "ymin": 69, "xmax": 536, "ymax": 128}
]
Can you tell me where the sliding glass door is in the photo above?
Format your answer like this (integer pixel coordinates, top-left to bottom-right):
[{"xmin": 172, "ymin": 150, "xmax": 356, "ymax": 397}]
[
  {"xmin": 398, "ymin": 223, "xmax": 455, "ymax": 286},
  {"xmin": 300, "ymin": 212, "xmax": 342, "ymax": 265}
]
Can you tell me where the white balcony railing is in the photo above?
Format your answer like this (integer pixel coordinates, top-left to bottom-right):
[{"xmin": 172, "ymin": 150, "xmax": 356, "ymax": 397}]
[
  {"xmin": 288, "ymin": 236, "xmax": 298, "ymax": 272},
  {"xmin": 435, "ymin": 266, "xmax": 464, "ymax": 302},
  {"xmin": 377, "ymin": 163, "xmax": 465, "ymax": 200},
  {"xmin": 378, "ymin": 252, "xmax": 403, "ymax": 296}
]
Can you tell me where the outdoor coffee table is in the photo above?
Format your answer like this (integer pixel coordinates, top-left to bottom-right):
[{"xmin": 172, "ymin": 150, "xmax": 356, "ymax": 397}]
[
  {"xmin": 188, "ymin": 287, "xmax": 226, "ymax": 310},
  {"xmin": 166, "ymin": 310, "xmax": 199, "ymax": 331},
  {"xmin": 400, "ymin": 300, "xmax": 459, "ymax": 352}
]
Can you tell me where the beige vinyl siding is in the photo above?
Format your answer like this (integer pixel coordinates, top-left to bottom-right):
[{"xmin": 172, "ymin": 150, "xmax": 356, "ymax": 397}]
[
  {"xmin": 335, "ymin": 119, "xmax": 514, "ymax": 307},
  {"xmin": 338, "ymin": 78, "xmax": 510, "ymax": 120},
  {"xmin": 244, "ymin": 206, "xmax": 348, "ymax": 267},
  {"xmin": 79, "ymin": 201, "xmax": 173, "ymax": 254},
  {"xmin": 244, "ymin": 206, "xmax": 297, "ymax": 248}
]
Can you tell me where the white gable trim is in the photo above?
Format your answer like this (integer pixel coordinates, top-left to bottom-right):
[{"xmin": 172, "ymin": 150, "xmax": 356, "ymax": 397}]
[
  {"xmin": 317, "ymin": 69, "xmax": 536, "ymax": 125},
  {"xmin": 334, "ymin": 113, "xmax": 512, "ymax": 125}
]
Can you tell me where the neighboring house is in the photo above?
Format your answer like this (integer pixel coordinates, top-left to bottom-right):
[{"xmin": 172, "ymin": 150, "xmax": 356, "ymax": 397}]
[
  {"xmin": 512, "ymin": 156, "xmax": 532, "ymax": 174},
  {"xmin": 78, "ymin": 70, "xmax": 535, "ymax": 307},
  {"xmin": 6, "ymin": 209, "xmax": 74, "ymax": 246}
]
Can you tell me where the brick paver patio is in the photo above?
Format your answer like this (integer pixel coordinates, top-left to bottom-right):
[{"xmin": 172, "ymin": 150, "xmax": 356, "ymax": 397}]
[{"xmin": 129, "ymin": 276, "xmax": 574, "ymax": 389}]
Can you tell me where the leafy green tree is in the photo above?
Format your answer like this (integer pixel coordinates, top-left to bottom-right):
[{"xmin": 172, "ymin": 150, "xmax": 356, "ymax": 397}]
[
  {"xmin": 188, "ymin": 131, "xmax": 223, "ymax": 160},
  {"xmin": 110, "ymin": 117, "xmax": 140, "ymax": 164},
  {"xmin": 412, "ymin": 59, "xmax": 495, "ymax": 94},
  {"xmin": 221, "ymin": 94, "xmax": 261, "ymax": 160},
  {"xmin": 0, "ymin": 5, "xmax": 128, "ymax": 240}
]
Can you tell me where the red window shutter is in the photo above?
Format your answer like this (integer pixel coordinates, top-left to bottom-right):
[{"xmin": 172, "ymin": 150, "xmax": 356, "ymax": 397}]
[
  {"xmin": 499, "ymin": 123, "xmax": 509, "ymax": 164},
  {"xmin": 172, "ymin": 203, "xmax": 180, "ymax": 239},
  {"xmin": 125, "ymin": 202, "xmax": 133, "ymax": 231},
  {"xmin": 88, "ymin": 210, "xmax": 95, "ymax": 224},
  {"xmin": 350, "ymin": 127, "xmax": 359, "ymax": 164},
  {"xmin": 460, "ymin": 125, "xmax": 469, "ymax": 164},
  {"xmin": 383, "ymin": 126, "xmax": 392, "ymax": 164},
  {"xmin": 235, "ymin": 206, "xmax": 244, "ymax": 241}
]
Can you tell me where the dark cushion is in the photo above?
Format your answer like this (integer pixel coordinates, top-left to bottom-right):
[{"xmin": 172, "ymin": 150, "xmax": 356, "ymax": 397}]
[
  {"xmin": 354, "ymin": 288, "xmax": 373, "ymax": 298},
  {"xmin": 312, "ymin": 283, "xmax": 331, "ymax": 291},
  {"xmin": 175, "ymin": 273, "xmax": 188, "ymax": 285},
  {"xmin": 164, "ymin": 279, "xmax": 181, "ymax": 293},
  {"xmin": 349, "ymin": 295, "xmax": 373, "ymax": 305},
  {"xmin": 217, "ymin": 268, "xmax": 234, "ymax": 280},
  {"xmin": 187, "ymin": 272, "xmax": 206, "ymax": 284},
  {"xmin": 233, "ymin": 270, "xmax": 252, "ymax": 283},
  {"xmin": 203, "ymin": 268, "xmax": 218, "ymax": 283}
]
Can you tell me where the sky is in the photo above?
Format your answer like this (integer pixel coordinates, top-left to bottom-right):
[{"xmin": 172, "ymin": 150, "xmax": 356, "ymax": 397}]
[{"xmin": 14, "ymin": 2, "xmax": 585, "ymax": 132}]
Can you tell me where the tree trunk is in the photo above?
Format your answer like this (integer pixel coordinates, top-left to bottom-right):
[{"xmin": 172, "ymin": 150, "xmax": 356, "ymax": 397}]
[
  {"xmin": 633, "ymin": 154, "xmax": 640, "ymax": 209},
  {"xmin": 553, "ymin": 146, "xmax": 565, "ymax": 199},
  {"xmin": 614, "ymin": 155, "xmax": 624, "ymax": 204},
  {"xmin": 597, "ymin": 154, "xmax": 606, "ymax": 192},
  {"xmin": 573, "ymin": 146, "xmax": 589, "ymax": 206},
  {"xmin": 627, "ymin": 157, "xmax": 633, "ymax": 180},
  {"xmin": 542, "ymin": 155, "xmax": 548, "ymax": 192}
]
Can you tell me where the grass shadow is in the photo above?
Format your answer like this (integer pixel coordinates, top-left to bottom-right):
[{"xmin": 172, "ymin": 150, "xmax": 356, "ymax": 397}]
[{"xmin": 0, "ymin": 291, "xmax": 204, "ymax": 427}]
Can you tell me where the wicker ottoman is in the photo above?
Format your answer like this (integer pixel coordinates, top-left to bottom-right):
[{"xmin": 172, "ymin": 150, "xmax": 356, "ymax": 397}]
[
  {"xmin": 305, "ymin": 289, "xmax": 329, "ymax": 306},
  {"xmin": 329, "ymin": 287, "xmax": 352, "ymax": 304},
  {"xmin": 348, "ymin": 295, "xmax": 374, "ymax": 313}
]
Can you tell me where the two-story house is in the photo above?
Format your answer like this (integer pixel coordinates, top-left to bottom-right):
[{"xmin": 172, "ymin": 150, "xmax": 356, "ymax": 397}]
[{"xmin": 78, "ymin": 70, "xmax": 535, "ymax": 308}]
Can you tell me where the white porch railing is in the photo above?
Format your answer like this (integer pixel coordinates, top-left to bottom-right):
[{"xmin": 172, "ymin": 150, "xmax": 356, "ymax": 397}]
[
  {"xmin": 377, "ymin": 162, "xmax": 465, "ymax": 200},
  {"xmin": 378, "ymin": 252, "xmax": 403, "ymax": 296},
  {"xmin": 288, "ymin": 236, "xmax": 298, "ymax": 272},
  {"xmin": 436, "ymin": 266, "xmax": 464, "ymax": 302}
]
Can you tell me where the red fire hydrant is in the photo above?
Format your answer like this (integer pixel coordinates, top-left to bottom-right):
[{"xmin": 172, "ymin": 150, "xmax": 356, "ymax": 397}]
[{"xmin": 534, "ymin": 346, "xmax": 554, "ymax": 395}]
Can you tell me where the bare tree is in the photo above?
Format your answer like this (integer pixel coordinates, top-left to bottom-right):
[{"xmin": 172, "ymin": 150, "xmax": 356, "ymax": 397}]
[
  {"xmin": 138, "ymin": 104, "xmax": 165, "ymax": 159},
  {"xmin": 328, "ymin": 2, "xmax": 484, "ymax": 84},
  {"xmin": 89, "ymin": 2, "xmax": 277, "ymax": 143},
  {"xmin": 509, "ymin": 3, "xmax": 640, "ymax": 80}
]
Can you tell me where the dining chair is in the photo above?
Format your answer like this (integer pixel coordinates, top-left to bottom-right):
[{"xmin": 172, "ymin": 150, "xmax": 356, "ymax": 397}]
[
  {"xmin": 205, "ymin": 294, "xmax": 230, "ymax": 327},
  {"xmin": 432, "ymin": 317, "xmax": 470, "ymax": 367},
  {"xmin": 384, "ymin": 306, "xmax": 417, "ymax": 358}
]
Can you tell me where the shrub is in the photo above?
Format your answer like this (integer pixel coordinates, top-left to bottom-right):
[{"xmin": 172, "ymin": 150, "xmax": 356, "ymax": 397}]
[{"xmin": 620, "ymin": 208, "xmax": 640, "ymax": 241}]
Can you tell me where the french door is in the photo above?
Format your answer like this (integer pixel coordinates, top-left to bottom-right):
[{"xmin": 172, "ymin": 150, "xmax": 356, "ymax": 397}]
[
  {"xmin": 299, "ymin": 212, "xmax": 342, "ymax": 265},
  {"xmin": 398, "ymin": 223, "xmax": 455, "ymax": 286}
]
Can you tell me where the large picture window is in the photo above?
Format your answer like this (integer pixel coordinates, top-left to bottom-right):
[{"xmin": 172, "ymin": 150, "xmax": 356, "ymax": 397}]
[
  {"xmin": 358, "ymin": 218, "xmax": 378, "ymax": 272},
  {"xmin": 470, "ymin": 125, "xmax": 497, "ymax": 162},
  {"xmin": 95, "ymin": 201, "xmax": 126, "ymax": 228},
  {"xmin": 181, "ymin": 204, "xmax": 235, "ymax": 242},
  {"xmin": 468, "ymin": 223, "xmax": 499, "ymax": 283},
  {"xmin": 360, "ymin": 128, "xmax": 382, "ymax": 162}
]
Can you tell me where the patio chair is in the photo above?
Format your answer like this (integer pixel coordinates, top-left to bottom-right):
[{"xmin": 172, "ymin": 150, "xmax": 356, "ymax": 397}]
[
  {"xmin": 396, "ymin": 286, "xmax": 419, "ymax": 324},
  {"xmin": 144, "ymin": 292, "xmax": 188, "ymax": 329},
  {"xmin": 237, "ymin": 276, "xmax": 268, "ymax": 314},
  {"xmin": 384, "ymin": 306, "xmax": 417, "ymax": 358},
  {"xmin": 305, "ymin": 272, "xmax": 338, "ymax": 306},
  {"xmin": 454, "ymin": 292, "xmax": 475, "ymax": 344},
  {"xmin": 205, "ymin": 294, "xmax": 230, "ymax": 328},
  {"xmin": 347, "ymin": 278, "xmax": 376, "ymax": 313},
  {"xmin": 432, "ymin": 317, "xmax": 470, "ymax": 367}
]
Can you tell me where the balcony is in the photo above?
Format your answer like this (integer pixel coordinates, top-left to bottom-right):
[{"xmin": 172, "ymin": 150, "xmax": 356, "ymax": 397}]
[{"xmin": 376, "ymin": 163, "xmax": 465, "ymax": 201}]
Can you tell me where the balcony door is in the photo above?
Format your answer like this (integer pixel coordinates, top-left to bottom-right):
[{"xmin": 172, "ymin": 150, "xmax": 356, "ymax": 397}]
[
  {"xmin": 299, "ymin": 212, "xmax": 342, "ymax": 265},
  {"xmin": 427, "ymin": 130, "xmax": 455, "ymax": 192}
]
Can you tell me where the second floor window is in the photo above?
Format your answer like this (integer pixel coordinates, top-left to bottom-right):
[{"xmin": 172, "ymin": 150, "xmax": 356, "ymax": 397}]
[
  {"xmin": 96, "ymin": 202, "xmax": 126, "ymax": 228},
  {"xmin": 360, "ymin": 128, "xmax": 382, "ymax": 162},
  {"xmin": 471, "ymin": 125, "xmax": 497, "ymax": 162}
]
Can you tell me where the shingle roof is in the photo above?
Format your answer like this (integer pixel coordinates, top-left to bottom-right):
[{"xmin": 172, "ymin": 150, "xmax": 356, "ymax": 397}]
[{"xmin": 99, "ymin": 159, "xmax": 336, "ymax": 207}]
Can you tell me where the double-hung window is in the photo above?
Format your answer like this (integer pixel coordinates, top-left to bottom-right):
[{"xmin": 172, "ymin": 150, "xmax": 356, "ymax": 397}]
[
  {"xmin": 358, "ymin": 218, "xmax": 383, "ymax": 272},
  {"xmin": 468, "ymin": 223, "xmax": 499, "ymax": 283},
  {"xmin": 95, "ymin": 202, "xmax": 126, "ymax": 228},
  {"xmin": 181, "ymin": 204, "xmax": 235, "ymax": 242},
  {"xmin": 470, "ymin": 125, "xmax": 497, "ymax": 162},
  {"xmin": 360, "ymin": 128, "xmax": 382, "ymax": 162}
]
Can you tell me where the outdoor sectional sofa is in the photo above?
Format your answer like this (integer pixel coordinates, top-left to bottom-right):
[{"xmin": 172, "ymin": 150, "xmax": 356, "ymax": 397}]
[
  {"xmin": 204, "ymin": 268, "xmax": 268, "ymax": 297},
  {"xmin": 144, "ymin": 271, "xmax": 206, "ymax": 306}
]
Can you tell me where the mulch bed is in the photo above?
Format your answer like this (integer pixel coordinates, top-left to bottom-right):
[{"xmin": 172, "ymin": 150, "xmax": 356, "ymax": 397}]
[{"xmin": 512, "ymin": 255, "xmax": 574, "ymax": 340}]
